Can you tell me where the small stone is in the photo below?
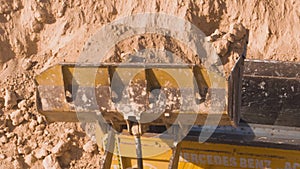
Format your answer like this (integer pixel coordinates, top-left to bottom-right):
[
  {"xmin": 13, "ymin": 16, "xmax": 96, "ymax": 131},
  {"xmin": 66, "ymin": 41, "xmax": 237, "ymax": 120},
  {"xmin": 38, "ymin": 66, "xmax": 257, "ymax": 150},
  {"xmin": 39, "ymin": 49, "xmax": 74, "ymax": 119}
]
[
  {"xmin": 65, "ymin": 90, "xmax": 72, "ymax": 101},
  {"xmin": 0, "ymin": 135, "xmax": 8, "ymax": 143},
  {"xmin": 5, "ymin": 132, "xmax": 14, "ymax": 139},
  {"xmin": 4, "ymin": 14, "xmax": 11, "ymax": 21},
  {"xmin": 2, "ymin": 63, "xmax": 8, "ymax": 70},
  {"xmin": 57, "ymin": 11, "xmax": 64, "ymax": 18},
  {"xmin": 23, "ymin": 112, "xmax": 30, "ymax": 121},
  {"xmin": 24, "ymin": 154, "xmax": 37, "ymax": 166},
  {"xmin": 12, "ymin": 0, "xmax": 22, "ymax": 11},
  {"xmin": 3, "ymin": 127, "xmax": 9, "ymax": 132},
  {"xmin": 4, "ymin": 89, "xmax": 18, "ymax": 109},
  {"xmin": 37, "ymin": 115, "xmax": 44, "ymax": 124},
  {"xmin": 57, "ymin": 2, "xmax": 66, "ymax": 18},
  {"xmin": 34, "ymin": 10, "xmax": 47, "ymax": 23},
  {"xmin": 36, "ymin": 130, "xmax": 44, "ymax": 136},
  {"xmin": 17, "ymin": 146, "xmax": 31, "ymax": 155},
  {"xmin": 222, "ymin": 33, "xmax": 235, "ymax": 43},
  {"xmin": 65, "ymin": 128, "xmax": 75, "ymax": 135},
  {"xmin": 13, "ymin": 158, "xmax": 24, "ymax": 169},
  {"xmin": 0, "ymin": 154, "xmax": 6, "ymax": 159},
  {"xmin": 43, "ymin": 154, "xmax": 62, "ymax": 169},
  {"xmin": 229, "ymin": 23, "xmax": 246, "ymax": 41},
  {"xmin": 29, "ymin": 120, "xmax": 38, "ymax": 130},
  {"xmin": 35, "ymin": 124, "xmax": 46, "ymax": 131},
  {"xmin": 35, "ymin": 147, "xmax": 49, "ymax": 159},
  {"xmin": 60, "ymin": 128, "xmax": 75, "ymax": 139},
  {"xmin": 24, "ymin": 134, "xmax": 31, "ymax": 140},
  {"xmin": 30, "ymin": 142, "xmax": 38, "ymax": 149},
  {"xmin": 17, "ymin": 100, "xmax": 27, "ymax": 111},
  {"xmin": 83, "ymin": 140, "xmax": 97, "ymax": 153},
  {"xmin": 17, "ymin": 135, "xmax": 23, "ymax": 145},
  {"xmin": 22, "ymin": 59, "xmax": 33, "ymax": 70},
  {"xmin": 205, "ymin": 36, "xmax": 213, "ymax": 42},
  {"xmin": 209, "ymin": 29, "xmax": 222, "ymax": 41},
  {"xmin": 5, "ymin": 114, "xmax": 10, "ymax": 120},
  {"xmin": 17, "ymin": 147, "xmax": 23, "ymax": 154},
  {"xmin": 31, "ymin": 20, "xmax": 43, "ymax": 33},
  {"xmin": 6, "ymin": 156, "xmax": 13, "ymax": 162},
  {"xmin": 213, "ymin": 39, "xmax": 230, "ymax": 56},
  {"xmin": 44, "ymin": 129, "xmax": 49, "ymax": 136},
  {"xmin": 51, "ymin": 140, "xmax": 70, "ymax": 156},
  {"xmin": 10, "ymin": 110, "xmax": 24, "ymax": 126}
]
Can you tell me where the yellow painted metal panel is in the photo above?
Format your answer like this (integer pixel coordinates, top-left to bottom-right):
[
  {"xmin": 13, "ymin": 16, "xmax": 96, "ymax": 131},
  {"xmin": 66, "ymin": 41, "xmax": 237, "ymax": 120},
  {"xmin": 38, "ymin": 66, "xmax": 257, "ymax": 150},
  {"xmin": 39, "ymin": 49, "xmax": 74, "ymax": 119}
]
[
  {"xmin": 179, "ymin": 141, "xmax": 300, "ymax": 169},
  {"xmin": 74, "ymin": 67, "xmax": 110, "ymax": 86},
  {"xmin": 35, "ymin": 65, "xmax": 64, "ymax": 86},
  {"xmin": 109, "ymin": 136, "xmax": 300, "ymax": 169},
  {"xmin": 64, "ymin": 67, "xmax": 110, "ymax": 86}
]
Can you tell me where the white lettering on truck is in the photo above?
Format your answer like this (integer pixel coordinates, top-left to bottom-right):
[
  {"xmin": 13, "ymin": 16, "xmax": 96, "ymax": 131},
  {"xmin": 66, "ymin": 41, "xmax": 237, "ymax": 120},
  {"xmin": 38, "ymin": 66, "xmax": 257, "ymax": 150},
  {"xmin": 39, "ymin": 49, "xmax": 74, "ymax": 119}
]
[{"xmin": 180, "ymin": 153, "xmax": 273, "ymax": 169}]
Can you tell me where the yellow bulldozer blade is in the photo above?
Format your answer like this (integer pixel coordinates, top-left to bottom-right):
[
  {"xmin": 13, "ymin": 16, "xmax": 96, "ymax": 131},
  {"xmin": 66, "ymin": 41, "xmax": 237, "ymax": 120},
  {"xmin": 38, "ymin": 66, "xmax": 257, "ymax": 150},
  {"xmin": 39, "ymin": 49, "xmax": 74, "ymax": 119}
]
[{"xmin": 35, "ymin": 62, "xmax": 244, "ymax": 128}]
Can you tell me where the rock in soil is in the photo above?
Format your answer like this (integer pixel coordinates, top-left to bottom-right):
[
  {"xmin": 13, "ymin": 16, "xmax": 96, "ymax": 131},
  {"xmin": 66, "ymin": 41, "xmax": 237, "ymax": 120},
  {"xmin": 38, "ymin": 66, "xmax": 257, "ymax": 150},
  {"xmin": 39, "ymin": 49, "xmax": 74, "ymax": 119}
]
[
  {"xmin": 21, "ymin": 59, "xmax": 33, "ymax": 70},
  {"xmin": 51, "ymin": 140, "xmax": 70, "ymax": 156},
  {"xmin": 17, "ymin": 145, "xmax": 31, "ymax": 155},
  {"xmin": 43, "ymin": 154, "xmax": 62, "ymax": 169},
  {"xmin": 35, "ymin": 147, "xmax": 49, "ymax": 159},
  {"xmin": 17, "ymin": 100, "xmax": 27, "ymax": 111},
  {"xmin": 24, "ymin": 153, "xmax": 37, "ymax": 166},
  {"xmin": 229, "ymin": 23, "xmax": 247, "ymax": 41},
  {"xmin": 13, "ymin": 158, "xmax": 24, "ymax": 169},
  {"xmin": 0, "ymin": 135, "xmax": 8, "ymax": 144},
  {"xmin": 29, "ymin": 120, "xmax": 38, "ymax": 130},
  {"xmin": 10, "ymin": 110, "xmax": 24, "ymax": 126},
  {"xmin": 213, "ymin": 39, "xmax": 230, "ymax": 56},
  {"xmin": 37, "ymin": 115, "xmax": 44, "ymax": 124},
  {"xmin": 0, "ymin": 153, "xmax": 6, "ymax": 159},
  {"xmin": 83, "ymin": 140, "xmax": 97, "ymax": 153},
  {"xmin": 4, "ymin": 89, "xmax": 18, "ymax": 109}
]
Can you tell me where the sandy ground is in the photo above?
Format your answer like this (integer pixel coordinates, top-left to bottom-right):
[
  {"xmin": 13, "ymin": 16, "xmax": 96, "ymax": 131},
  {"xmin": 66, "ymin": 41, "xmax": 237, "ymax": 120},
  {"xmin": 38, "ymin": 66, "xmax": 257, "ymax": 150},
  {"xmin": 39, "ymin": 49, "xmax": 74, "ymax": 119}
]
[{"xmin": 0, "ymin": 0, "xmax": 299, "ymax": 168}]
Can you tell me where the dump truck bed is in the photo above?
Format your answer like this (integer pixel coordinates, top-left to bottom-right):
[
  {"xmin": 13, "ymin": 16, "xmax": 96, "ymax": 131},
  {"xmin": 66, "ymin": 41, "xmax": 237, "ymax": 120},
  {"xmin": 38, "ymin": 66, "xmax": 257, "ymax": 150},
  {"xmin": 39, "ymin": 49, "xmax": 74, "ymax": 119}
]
[{"xmin": 241, "ymin": 59, "xmax": 300, "ymax": 127}]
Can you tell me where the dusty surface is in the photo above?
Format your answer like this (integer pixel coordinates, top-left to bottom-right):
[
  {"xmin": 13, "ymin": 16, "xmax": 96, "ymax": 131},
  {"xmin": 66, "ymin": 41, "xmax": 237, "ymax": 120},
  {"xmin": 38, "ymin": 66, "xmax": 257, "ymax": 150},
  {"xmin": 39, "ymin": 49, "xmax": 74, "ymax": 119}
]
[{"xmin": 0, "ymin": 0, "xmax": 299, "ymax": 168}]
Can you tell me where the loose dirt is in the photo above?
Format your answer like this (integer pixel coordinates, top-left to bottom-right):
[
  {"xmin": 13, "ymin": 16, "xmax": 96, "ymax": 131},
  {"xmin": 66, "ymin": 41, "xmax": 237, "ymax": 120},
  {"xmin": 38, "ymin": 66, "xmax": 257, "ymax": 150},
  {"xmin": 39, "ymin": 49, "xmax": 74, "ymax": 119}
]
[{"xmin": 0, "ymin": 0, "xmax": 299, "ymax": 168}]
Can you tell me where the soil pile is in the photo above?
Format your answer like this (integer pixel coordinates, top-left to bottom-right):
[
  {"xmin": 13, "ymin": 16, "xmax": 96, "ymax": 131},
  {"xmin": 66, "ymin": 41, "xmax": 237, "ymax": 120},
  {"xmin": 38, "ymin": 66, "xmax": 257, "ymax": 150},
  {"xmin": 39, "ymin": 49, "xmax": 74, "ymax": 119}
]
[{"xmin": 0, "ymin": 0, "xmax": 299, "ymax": 168}]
